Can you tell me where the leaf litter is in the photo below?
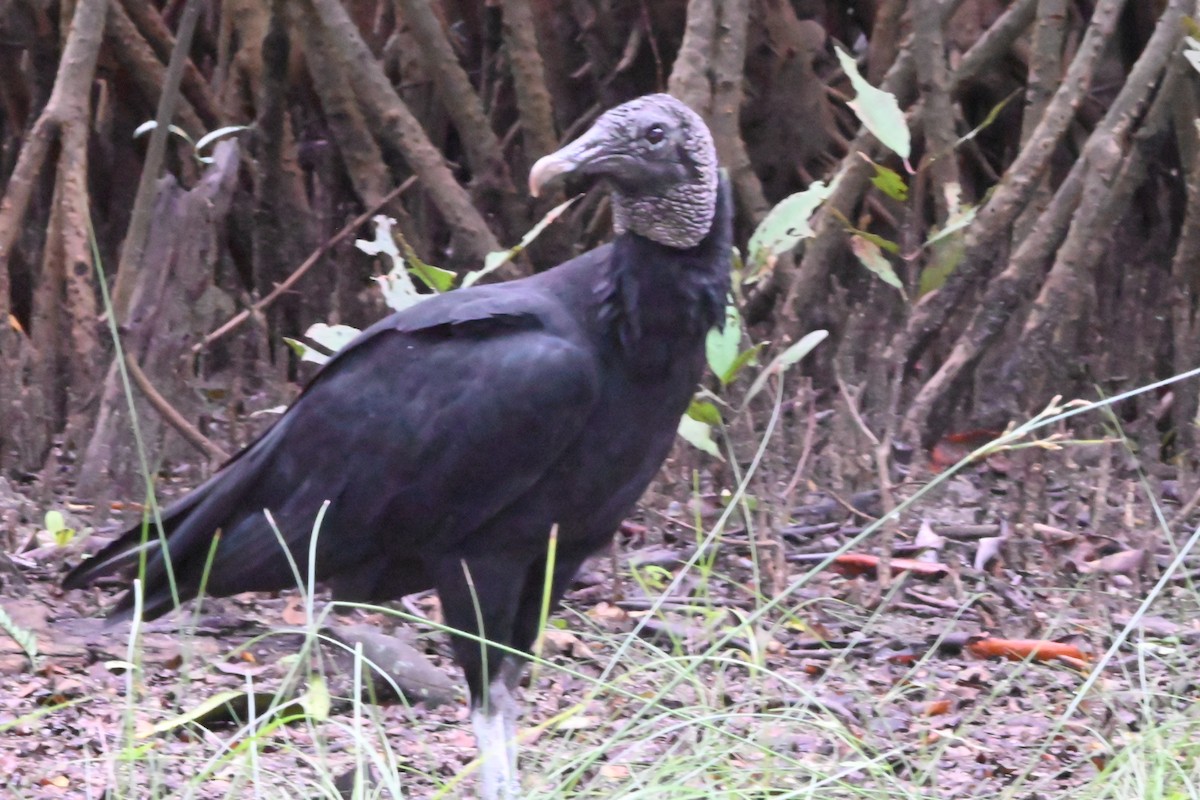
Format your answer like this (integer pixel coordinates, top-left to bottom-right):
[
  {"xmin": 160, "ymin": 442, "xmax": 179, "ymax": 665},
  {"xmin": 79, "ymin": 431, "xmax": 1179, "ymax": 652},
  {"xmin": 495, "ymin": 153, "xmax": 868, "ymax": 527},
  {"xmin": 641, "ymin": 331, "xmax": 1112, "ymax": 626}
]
[{"xmin": 1, "ymin": 437, "xmax": 1199, "ymax": 797}]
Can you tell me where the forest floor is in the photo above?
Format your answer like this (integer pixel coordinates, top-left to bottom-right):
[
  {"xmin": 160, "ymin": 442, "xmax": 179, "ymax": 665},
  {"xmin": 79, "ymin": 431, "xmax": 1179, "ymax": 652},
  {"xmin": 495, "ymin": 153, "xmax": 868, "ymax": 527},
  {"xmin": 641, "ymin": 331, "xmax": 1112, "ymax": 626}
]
[{"xmin": 2, "ymin": 430, "xmax": 1200, "ymax": 799}]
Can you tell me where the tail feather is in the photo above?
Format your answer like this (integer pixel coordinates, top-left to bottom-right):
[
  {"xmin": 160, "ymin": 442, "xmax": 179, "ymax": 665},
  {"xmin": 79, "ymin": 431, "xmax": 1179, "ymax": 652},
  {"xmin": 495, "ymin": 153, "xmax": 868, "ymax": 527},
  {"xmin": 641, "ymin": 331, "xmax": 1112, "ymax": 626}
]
[{"xmin": 63, "ymin": 417, "xmax": 294, "ymax": 618}]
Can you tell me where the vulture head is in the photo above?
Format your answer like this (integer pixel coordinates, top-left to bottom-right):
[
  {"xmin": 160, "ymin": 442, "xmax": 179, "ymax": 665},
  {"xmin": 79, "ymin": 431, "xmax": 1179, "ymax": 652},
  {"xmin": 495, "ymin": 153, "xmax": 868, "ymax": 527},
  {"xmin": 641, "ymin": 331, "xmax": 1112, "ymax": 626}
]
[{"xmin": 529, "ymin": 93, "xmax": 718, "ymax": 250}]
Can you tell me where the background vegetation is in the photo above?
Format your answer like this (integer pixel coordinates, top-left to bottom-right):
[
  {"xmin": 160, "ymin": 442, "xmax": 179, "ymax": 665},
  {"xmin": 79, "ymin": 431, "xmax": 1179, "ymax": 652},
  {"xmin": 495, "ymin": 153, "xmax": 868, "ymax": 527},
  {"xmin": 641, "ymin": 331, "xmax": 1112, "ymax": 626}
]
[{"xmin": 0, "ymin": 0, "xmax": 1195, "ymax": 488}]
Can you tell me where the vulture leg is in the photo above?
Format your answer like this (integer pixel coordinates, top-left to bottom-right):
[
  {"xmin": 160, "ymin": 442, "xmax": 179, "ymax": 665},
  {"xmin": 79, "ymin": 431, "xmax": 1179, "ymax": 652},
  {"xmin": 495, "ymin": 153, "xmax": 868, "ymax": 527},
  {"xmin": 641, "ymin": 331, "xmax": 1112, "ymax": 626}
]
[
  {"xmin": 436, "ymin": 556, "xmax": 527, "ymax": 799},
  {"xmin": 453, "ymin": 553, "xmax": 582, "ymax": 799},
  {"xmin": 474, "ymin": 658, "xmax": 524, "ymax": 800}
]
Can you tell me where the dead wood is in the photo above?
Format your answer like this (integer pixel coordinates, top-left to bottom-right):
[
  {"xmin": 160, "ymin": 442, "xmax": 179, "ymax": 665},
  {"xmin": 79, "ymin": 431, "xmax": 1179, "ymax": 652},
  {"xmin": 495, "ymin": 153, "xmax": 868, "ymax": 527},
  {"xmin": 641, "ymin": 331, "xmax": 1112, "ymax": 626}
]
[
  {"xmin": 123, "ymin": 352, "xmax": 230, "ymax": 463},
  {"xmin": 197, "ymin": 178, "xmax": 416, "ymax": 354},
  {"xmin": 304, "ymin": 0, "xmax": 502, "ymax": 269},
  {"xmin": 77, "ymin": 141, "xmax": 242, "ymax": 499}
]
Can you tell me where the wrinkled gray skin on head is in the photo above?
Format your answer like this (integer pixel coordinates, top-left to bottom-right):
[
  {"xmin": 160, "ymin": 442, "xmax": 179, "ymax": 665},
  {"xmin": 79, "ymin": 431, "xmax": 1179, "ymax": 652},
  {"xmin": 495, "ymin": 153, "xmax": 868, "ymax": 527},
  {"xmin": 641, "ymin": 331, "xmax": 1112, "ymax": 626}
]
[{"xmin": 529, "ymin": 94, "xmax": 718, "ymax": 249}]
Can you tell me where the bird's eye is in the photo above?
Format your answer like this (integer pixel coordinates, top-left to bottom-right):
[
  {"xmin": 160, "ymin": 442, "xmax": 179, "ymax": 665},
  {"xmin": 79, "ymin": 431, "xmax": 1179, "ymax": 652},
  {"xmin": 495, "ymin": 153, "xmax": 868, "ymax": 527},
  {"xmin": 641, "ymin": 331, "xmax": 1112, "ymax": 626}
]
[{"xmin": 644, "ymin": 124, "xmax": 666, "ymax": 145}]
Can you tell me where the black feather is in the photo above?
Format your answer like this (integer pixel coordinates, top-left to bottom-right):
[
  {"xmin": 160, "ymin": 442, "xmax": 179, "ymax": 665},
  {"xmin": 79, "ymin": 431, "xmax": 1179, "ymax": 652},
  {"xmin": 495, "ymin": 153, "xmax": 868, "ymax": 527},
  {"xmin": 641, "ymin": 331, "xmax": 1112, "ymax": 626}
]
[{"xmin": 66, "ymin": 96, "xmax": 732, "ymax": 716}]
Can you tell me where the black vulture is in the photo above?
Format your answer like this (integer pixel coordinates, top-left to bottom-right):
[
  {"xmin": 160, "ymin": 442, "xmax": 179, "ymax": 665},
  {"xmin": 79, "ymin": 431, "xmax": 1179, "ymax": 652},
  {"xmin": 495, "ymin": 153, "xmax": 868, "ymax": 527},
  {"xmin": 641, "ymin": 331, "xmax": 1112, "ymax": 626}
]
[{"xmin": 65, "ymin": 93, "xmax": 731, "ymax": 799}]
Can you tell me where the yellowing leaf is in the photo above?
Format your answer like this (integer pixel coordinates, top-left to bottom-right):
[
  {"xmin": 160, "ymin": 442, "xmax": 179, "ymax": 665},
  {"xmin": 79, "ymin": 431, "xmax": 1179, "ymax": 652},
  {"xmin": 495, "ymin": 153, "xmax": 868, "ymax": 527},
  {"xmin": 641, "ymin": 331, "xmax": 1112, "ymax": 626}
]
[{"xmin": 850, "ymin": 236, "xmax": 906, "ymax": 298}]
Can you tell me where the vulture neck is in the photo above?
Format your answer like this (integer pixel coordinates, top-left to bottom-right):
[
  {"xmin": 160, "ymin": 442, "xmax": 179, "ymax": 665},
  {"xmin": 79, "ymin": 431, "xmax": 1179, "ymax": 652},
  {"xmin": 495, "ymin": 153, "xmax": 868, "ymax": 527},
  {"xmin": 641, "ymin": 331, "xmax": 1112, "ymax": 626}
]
[{"xmin": 601, "ymin": 177, "xmax": 732, "ymax": 368}]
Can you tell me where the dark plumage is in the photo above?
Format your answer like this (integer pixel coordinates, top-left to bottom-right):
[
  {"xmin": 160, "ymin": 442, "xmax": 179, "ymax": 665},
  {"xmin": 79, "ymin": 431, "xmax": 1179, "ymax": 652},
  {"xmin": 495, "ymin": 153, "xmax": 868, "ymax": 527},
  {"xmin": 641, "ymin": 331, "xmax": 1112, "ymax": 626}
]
[{"xmin": 65, "ymin": 93, "xmax": 730, "ymax": 799}]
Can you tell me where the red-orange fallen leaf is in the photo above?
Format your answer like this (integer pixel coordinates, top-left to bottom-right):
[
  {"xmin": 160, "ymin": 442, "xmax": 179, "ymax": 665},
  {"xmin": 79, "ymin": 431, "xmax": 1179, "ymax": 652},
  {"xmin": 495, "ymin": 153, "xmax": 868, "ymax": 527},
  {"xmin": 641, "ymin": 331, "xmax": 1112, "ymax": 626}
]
[
  {"xmin": 944, "ymin": 429, "xmax": 1005, "ymax": 445},
  {"xmin": 829, "ymin": 553, "xmax": 949, "ymax": 579},
  {"xmin": 924, "ymin": 699, "xmax": 953, "ymax": 716},
  {"xmin": 965, "ymin": 637, "xmax": 1088, "ymax": 663},
  {"xmin": 618, "ymin": 520, "xmax": 648, "ymax": 537},
  {"xmin": 928, "ymin": 429, "xmax": 1004, "ymax": 472},
  {"xmin": 282, "ymin": 595, "xmax": 308, "ymax": 626}
]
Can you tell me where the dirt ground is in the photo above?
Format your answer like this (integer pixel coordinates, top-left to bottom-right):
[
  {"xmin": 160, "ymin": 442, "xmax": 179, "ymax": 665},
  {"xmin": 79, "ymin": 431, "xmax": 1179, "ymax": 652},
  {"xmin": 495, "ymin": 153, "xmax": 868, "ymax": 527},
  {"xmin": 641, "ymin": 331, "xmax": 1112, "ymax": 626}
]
[{"xmin": 2, "ymin": 433, "xmax": 1200, "ymax": 798}]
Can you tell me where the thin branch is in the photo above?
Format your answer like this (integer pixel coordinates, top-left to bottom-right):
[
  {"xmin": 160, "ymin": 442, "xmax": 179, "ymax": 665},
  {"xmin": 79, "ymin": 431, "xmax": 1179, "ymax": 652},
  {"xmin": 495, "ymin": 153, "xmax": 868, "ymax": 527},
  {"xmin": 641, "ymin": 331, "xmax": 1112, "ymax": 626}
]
[
  {"xmin": 500, "ymin": 0, "xmax": 559, "ymax": 160},
  {"xmin": 118, "ymin": 0, "xmax": 223, "ymax": 128},
  {"xmin": 195, "ymin": 177, "xmax": 416, "ymax": 353},
  {"xmin": 393, "ymin": 0, "xmax": 512, "ymax": 186},
  {"xmin": 124, "ymin": 352, "xmax": 230, "ymax": 463},
  {"xmin": 109, "ymin": 0, "xmax": 204, "ymax": 324},
  {"xmin": 899, "ymin": 0, "xmax": 1129, "ymax": 364},
  {"xmin": 0, "ymin": 0, "xmax": 111, "ymax": 321},
  {"xmin": 900, "ymin": 0, "xmax": 1182, "ymax": 444},
  {"xmin": 305, "ymin": 0, "xmax": 501, "ymax": 265},
  {"xmin": 104, "ymin": 1, "xmax": 205, "ymax": 138}
]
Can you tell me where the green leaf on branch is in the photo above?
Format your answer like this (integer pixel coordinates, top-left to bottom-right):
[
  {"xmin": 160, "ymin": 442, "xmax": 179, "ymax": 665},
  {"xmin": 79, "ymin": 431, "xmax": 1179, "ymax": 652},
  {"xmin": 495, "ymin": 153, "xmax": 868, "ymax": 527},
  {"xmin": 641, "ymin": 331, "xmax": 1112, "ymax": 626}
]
[
  {"xmin": 677, "ymin": 415, "xmax": 723, "ymax": 459},
  {"xmin": 746, "ymin": 176, "xmax": 840, "ymax": 272},
  {"xmin": 464, "ymin": 195, "xmax": 579, "ymax": 288},
  {"xmin": 867, "ymin": 159, "xmax": 908, "ymax": 201},
  {"xmin": 686, "ymin": 399, "xmax": 723, "ymax": 427},
  {"xmin": 287, "ymin": 323, "xmax": 361, "ymax": 366},
  {"xmin": 357, "ymin": 216, "xmax": 432, "ymax": 311},
  {"xmin": 722, "ymin": 343, "xmax": 764, "ymax": 386},
  {"xmin": 742, "ymin": 330, "xmax": 829, "ymax": 408},
  {"xmin": 834, "ymin": 47, "xmax": 911, "ymax": 160},
  {"xmin": 706, "ymin": 304, "xmax": 743, "ymax": 383}
]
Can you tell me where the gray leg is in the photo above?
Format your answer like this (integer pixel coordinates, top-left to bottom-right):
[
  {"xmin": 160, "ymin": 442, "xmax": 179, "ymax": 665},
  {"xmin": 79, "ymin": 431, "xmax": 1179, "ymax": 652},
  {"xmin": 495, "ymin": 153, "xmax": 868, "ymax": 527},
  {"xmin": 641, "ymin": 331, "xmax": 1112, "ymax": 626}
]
[{"xmin": 472, "ymin": 658, "xmax": 524, "ymax": 799}]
